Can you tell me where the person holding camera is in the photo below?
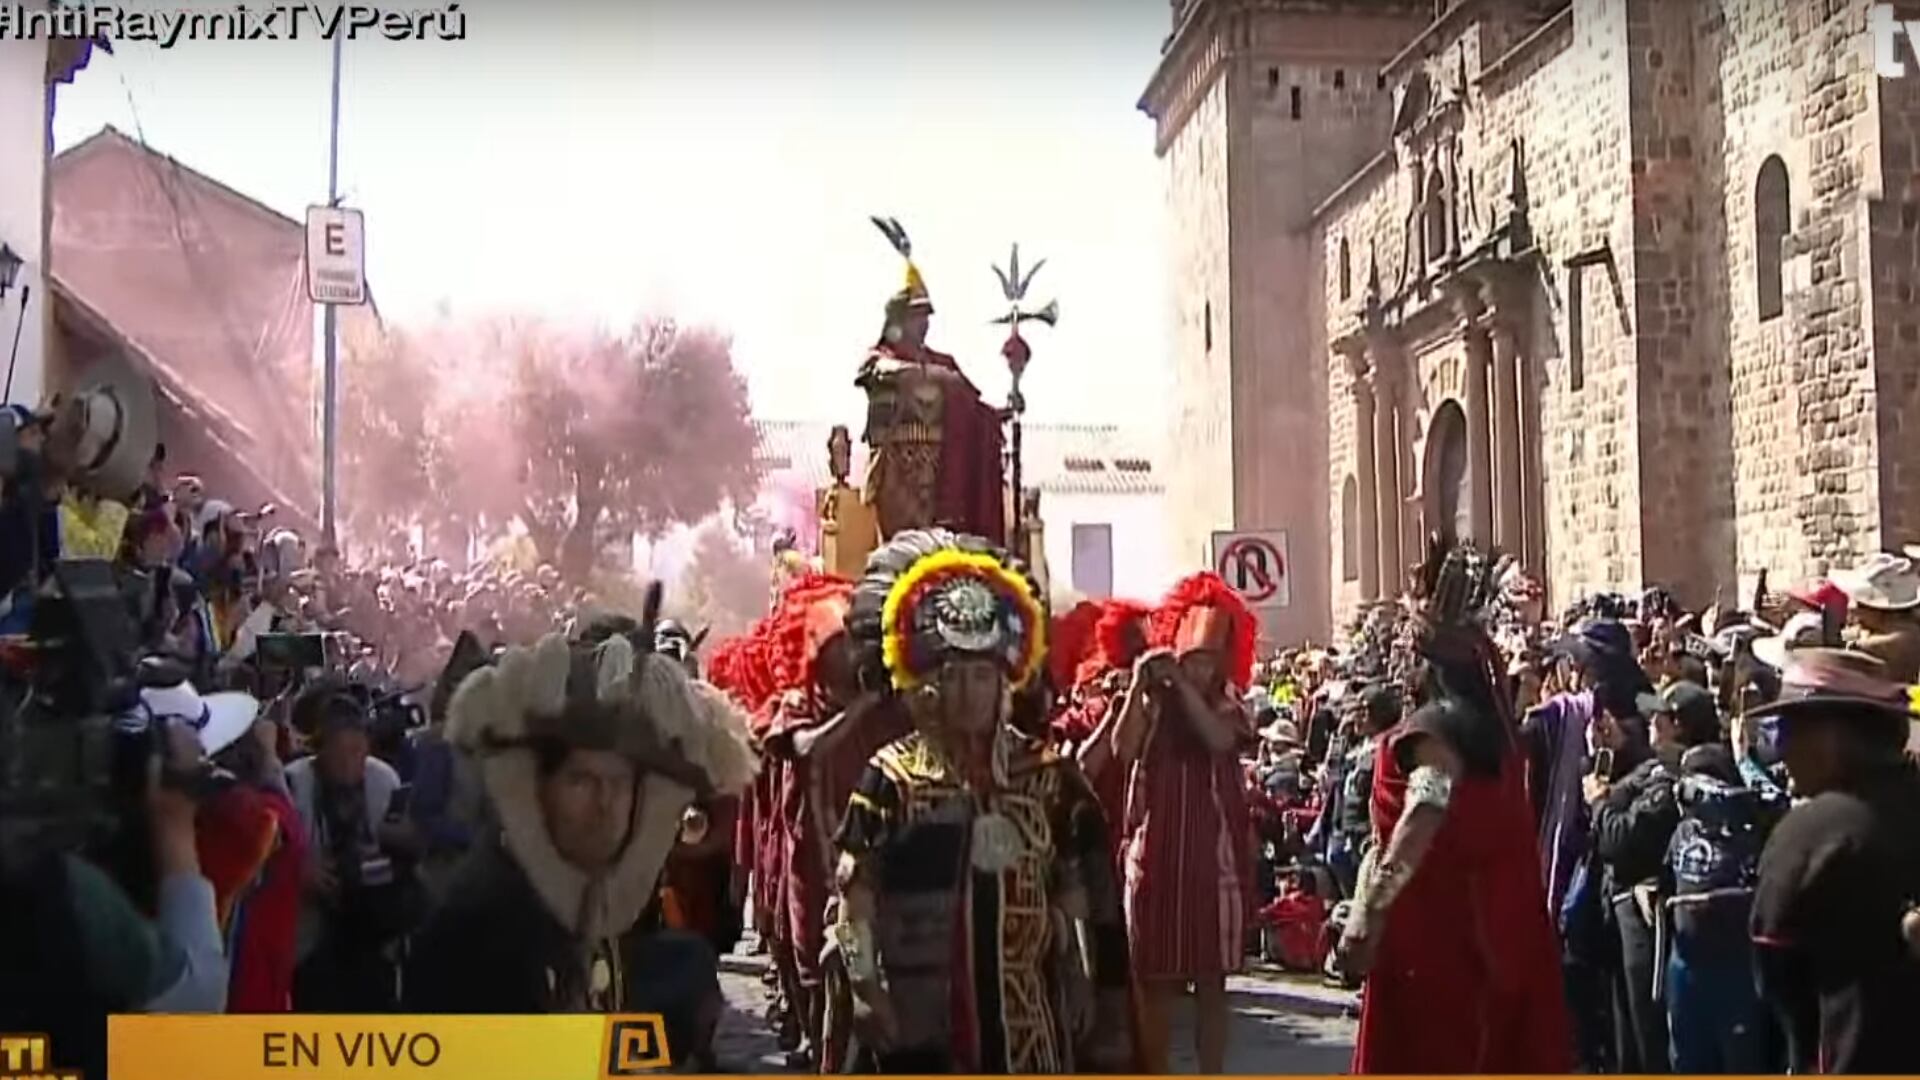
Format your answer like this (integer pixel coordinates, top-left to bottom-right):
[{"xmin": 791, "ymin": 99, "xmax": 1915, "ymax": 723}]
[
  {"xmin": 0, "ymin": 671, "xmax": 240, "ymax": 1076},
  {"xmin": 285, "ymin": 681, "xmax": 421, "ymax": 1012}
]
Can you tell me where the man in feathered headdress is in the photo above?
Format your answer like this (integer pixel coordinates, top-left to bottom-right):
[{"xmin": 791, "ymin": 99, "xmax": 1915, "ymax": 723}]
[
  {"xmin": 1096, "ymin": 572, "xmax": 1256, "ymax": 1074},
  {"xmin": 831, "ymin": 530, "xmax": 1132, "ymax": 1073},
  {"xmin": 856, "ymin": 218, "xmax": 1007, "ymax": 545},
  {"xmin": 402, "ymin": 593, "xmax": 758, "ymax": 1069},
  {"xmin": 1337, "ymin": 537, "xmax": 1572, "ymax": 1074}
]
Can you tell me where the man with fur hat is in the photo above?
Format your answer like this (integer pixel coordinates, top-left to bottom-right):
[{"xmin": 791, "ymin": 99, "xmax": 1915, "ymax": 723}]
[
  {"xmin": 1103, "ymin": 572, "xmax": 1257, "ymax": 1074},
  {"xmin": 1748, "ymin": 649, "xmax": 1920, "ymax": 1073},
  {"xmin": 831, "ymin": 530, "xmax": 1133, "ymax": 1073},
  {"xmin": 402, "ymin": 597, "xmax": 757, "ymax": 1068}
]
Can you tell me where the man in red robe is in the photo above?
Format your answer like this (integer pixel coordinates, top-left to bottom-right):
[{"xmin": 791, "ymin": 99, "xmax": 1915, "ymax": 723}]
[
  {"xmin": 1102, "ymin": 574, "xmax": 1257, "ymax": 1074},
  {"xmin": 1336, "ymin": 539, "xmax": 1573, "ymax": 1073},
  {"xmin": 857, "ymin": 240, "xmax": 1006, "ymax": 544}
]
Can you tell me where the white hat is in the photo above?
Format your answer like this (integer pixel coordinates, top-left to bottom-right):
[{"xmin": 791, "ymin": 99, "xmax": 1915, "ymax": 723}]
[
  {"xmin": 1832, "ymin": 552, "xmax": 1920, "ymax": 612},
  {"xmin": 1751, "ymin": 611, "xmax": 1825, "ymax": 671},
  {"xmin": 1259, "ymin": 717, "xmax": 1301, "ymax": 746},
  {"xmin": 120, "ymin": 679, "xmax": 262, "ymax": 758}
]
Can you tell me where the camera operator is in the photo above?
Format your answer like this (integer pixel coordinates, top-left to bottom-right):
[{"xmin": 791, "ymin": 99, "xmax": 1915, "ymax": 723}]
[
  {"xmin": 0, "ymin": 667, "xmax": 241, "ymax": 1074},
  {"xmin": 286, "ymin": 679, "xmax": 424, "ymax": 1012}
]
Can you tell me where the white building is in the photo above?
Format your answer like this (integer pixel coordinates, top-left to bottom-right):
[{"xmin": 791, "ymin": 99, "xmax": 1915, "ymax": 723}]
[
  {"xmin": 754, "ymin": 419, "xmax": 1177, "ymax": 603},
  {"xmin": 0, "ymin": 3, "xmax": 99, "ymax": 407}
]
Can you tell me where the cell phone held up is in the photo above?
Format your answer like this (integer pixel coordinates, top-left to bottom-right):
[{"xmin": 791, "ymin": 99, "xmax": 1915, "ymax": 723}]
[
  {"xmin": 256, "ymin": 632, "xmax": 337, "ymax": 671},
  {"xmin": 1590, "ymin": 747, "xmax": 1615, "ymax": 781}
]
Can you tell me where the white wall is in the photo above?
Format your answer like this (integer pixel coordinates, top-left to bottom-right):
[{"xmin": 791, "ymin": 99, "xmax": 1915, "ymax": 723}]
[
  {"xmin": 0, "ymin": 12, "xmax": 48, "ymax": 407},
  {"xmin": 1041, "ymin": 490, "xmax": 1179, "ymax": 603}
]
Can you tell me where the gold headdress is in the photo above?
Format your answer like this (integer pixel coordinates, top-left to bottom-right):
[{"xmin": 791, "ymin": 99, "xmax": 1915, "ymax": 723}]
[{"xmin": 848, "ymin": 529, "xmax": 1046, "ymax": 694}]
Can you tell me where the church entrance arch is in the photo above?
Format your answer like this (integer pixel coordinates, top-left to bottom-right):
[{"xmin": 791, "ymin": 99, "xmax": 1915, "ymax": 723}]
[{"xmin": 1424, "ymin": 398, "xmax": 1471, "ymax": 542}]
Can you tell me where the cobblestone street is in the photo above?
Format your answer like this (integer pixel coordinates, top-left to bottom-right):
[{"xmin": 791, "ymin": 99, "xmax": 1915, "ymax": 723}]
[{"xmin": 711, "ymin": 953, "xmax": 1357, "ymax": 1075}]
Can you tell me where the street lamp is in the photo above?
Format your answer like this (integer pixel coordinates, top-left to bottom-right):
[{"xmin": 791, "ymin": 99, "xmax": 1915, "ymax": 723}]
[{"xmin": 0, "ymin": 244, "xmax": 22, "ymax": 302}]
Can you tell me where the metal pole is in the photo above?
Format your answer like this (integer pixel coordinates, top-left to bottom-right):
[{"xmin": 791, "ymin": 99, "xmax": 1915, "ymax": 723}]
[
  {"xmin": 1009, "ymin": 373, "xmax": 1024, "ymax": 552},
  {"xmin": 320, "ymin": 31, "xmax": 343, "ymax": 546}
]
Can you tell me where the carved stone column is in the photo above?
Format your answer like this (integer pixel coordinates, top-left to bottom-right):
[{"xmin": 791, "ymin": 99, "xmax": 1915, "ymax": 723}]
[
  {"xmin": 1490, "ymin": 316, "xmax": 1525, "ymax": 555},
  {"xmin": 1464, "ymin": 329, "xmax": 1495, "ymax": 546},
  {"xmin": 1343, "ymin": 348, "xmax": 1381, "ymax": 601},
  {"xmin": 1368, "ymin": 363, "xmax": 1404, "ymax": 597}
]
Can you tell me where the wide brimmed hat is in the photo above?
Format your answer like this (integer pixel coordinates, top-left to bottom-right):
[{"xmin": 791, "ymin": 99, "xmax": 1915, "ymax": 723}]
[
  {"xmin": 1751, "ymin": 611, "xmax": 1826, "ymax": 672},
  {"xmin": 1259, "ymin": 716, "xmax": 1301, "ymax": 747},
  {"xmin": 60, "ymin": 351, "xmax": 159, "ymax": 502},
  {"xmin": 119, "ymin": 677, "xmax": 262, "ymax": 758},
  {"xmin": 1831, "ymin": 553, "xmax": 1920, "ymax": 612},
  {"xmin": 1746, "ymin": 648, "xmax": 1917, "ymax": 721}
]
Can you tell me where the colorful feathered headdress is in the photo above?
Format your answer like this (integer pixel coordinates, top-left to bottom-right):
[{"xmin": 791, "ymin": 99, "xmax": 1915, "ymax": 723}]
[
  {"xmin": 1148, "ymin": 573, "xmax": 1258, "ymax": 691},
  {"xmin": 848, "ymin": 529, "xmax": 1047, "ymax": 693}
]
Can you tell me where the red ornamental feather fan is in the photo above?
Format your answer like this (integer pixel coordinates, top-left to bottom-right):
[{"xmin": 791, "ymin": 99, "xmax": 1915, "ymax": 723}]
[
  {"xmin": 769, "ymin": 572, "xmax": 855, "ymax": 697},
  {"xmin": 1091, "ymin": 599, "xmax": 1154, "ymax": 672},
  {"xmin": 1148, "ymin": 572, "xmax": 1258, "ymax": 691},
  {"xmin": 1048, "ymin": 601, "xmax": 1104, "ymax": 692}
]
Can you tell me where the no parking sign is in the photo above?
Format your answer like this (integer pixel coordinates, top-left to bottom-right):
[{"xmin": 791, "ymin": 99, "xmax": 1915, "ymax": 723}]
[{"xmin": 1210, "ymin": 530, "xmax": 1291, "ymax": 611}]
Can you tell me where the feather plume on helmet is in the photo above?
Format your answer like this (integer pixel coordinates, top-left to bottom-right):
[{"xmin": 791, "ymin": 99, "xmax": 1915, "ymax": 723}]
[
  {"xmin": 846, "ymin": 529, "xmax": 1047, "ymax": 694},
  {"xmin": 443, "ymin": 583, "xmax": 757, "ymax": 938}
]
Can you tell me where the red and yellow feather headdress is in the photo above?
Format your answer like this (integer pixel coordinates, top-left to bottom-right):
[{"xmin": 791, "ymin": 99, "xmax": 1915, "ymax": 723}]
[{"xmin": 852, "ymin": 532, "xmax": 1047, "ymax": 693}]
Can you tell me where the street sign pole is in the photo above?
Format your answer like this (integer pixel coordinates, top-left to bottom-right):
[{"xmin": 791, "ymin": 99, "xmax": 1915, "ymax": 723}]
[{"xmin": 320, "ymin": 30, "xmax": 343, "ymax": 548}]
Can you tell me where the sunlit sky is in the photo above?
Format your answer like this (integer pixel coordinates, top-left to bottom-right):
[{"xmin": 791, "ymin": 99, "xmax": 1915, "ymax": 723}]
[{"xmin": 52, "ymin": 0, "xmax": 1175, "ymax": 427}]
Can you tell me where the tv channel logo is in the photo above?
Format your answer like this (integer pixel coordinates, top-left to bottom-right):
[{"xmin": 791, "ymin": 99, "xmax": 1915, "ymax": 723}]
[{"xmin": 601, "ymin": 1014, "xmax": 670, "ymax": 1076}]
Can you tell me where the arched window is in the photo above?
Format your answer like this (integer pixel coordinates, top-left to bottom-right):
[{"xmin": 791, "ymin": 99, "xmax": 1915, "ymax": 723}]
[
  {"xmin": 1424, "ymin": 170, "xmax": 1449, "ymax": 265},
  {"xmin": 1755, "ymin": 155, "xmax": 1790, "ymax": 322},
  {"xmin": 1341, "ymin": 476, "xmax": 1359, "ymax": 581},
  {"xmin": 1338, "ymin": 238, "xmax": 1352, "ymax": 301},
  {"xmin": 1203, "ymin": 301, "xmax": 1213, "ymax": 352}
]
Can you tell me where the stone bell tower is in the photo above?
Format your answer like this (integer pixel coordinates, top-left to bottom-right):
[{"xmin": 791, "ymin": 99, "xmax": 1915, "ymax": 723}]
[{"xmin": 1140, "ymin": 0, "xmax": 1427, "ymax": 643}]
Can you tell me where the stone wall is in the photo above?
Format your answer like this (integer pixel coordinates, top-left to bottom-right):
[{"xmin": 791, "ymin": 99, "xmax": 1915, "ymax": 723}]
[
  {"xmin": 1320, "ymin": 0, "xmax": 1643, "ymax": 624},
  {"xmin": 1160, "ymin": 72, "xmax": 1237, "ymax": 575},
  {"xmin": 1174, "ymin": 0, "xmax": 1917, "ymax": 637},
  {"xmin": 1871, "ymin": 0, "xmax": 1920, "ymax": 549},
  {"xmin": 1147, "ymin": 0, "xmax": 1421, "ymax": 642}
]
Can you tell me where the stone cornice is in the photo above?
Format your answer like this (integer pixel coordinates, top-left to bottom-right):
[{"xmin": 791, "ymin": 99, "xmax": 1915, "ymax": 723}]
[{"xmin": 1383, "ymin": 0, "xmax": 1490, "ymax": 78}]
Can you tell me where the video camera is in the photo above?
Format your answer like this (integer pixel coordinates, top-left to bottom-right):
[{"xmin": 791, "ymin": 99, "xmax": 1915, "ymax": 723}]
[{"xmin": 0, "ymin": 560, "xmax": 150, "ymax": 861}]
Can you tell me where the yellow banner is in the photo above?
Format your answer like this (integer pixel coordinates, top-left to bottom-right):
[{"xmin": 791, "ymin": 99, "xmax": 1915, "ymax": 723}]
[{"xmin": 106, "ymin": 1014, "xmax": 670, "ymax": 1080}]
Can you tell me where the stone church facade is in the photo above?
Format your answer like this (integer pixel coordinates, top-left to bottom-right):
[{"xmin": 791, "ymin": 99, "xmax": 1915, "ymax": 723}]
[{"xmin": 1144, "ymin": 0, "xmax": 1920, "ymax": 640}]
